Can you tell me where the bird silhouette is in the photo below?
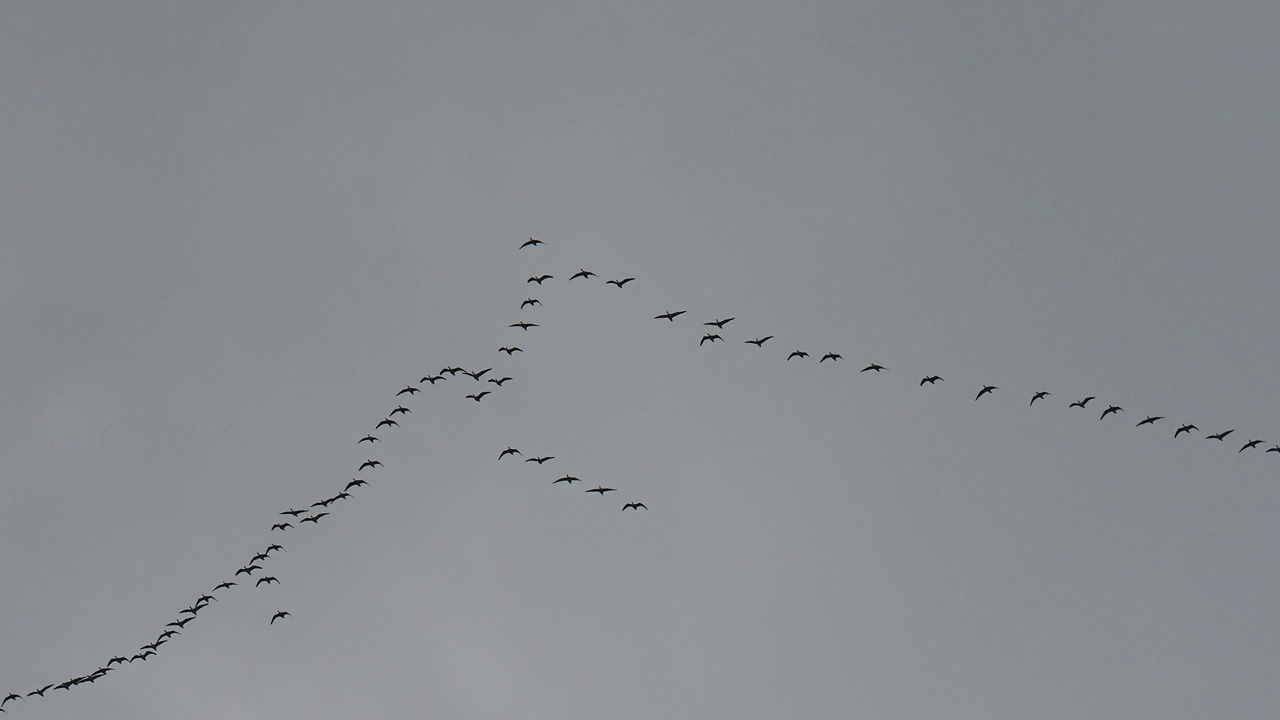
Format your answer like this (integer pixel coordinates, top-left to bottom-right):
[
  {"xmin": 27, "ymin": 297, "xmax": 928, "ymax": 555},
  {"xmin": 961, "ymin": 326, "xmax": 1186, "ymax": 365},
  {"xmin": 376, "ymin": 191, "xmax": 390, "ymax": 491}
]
[
  {"xmin": 510, "ymin": 321, "xmax": 539, "ymax": 330},
  {"xmin": 499, "ymin": 447, "xmax": 522, "ymax": 459},
  {"xmin": 1030, "ymin": 391, "xmax": 1051, "ymax": 405},
  {"xmin": 527, "ymin": 274, "xmax": 553, "ymax": 284},
  {"xmin": 488, "ymin": 376, "xmax": 513, "ymax": 386},
  {"xmin": 441, "ymin": 366, "xmax": 465, "ymax": 376},
  {"xmin": 271, "ymin": 522, "xmax": 292, "ymax": 532},
  {"xmin": 280, "ymin": 508, "xmax": 306, "ymax": 516},
  {"xmin": 376, "ymin": 418, "xmax": 399, "ymax": 429},
  {"xmin": 586, "ymin": 486, "xmax": 617, "ymax": 495},
  {"xmin": 521, "ymin": 298, "xmax": 541, "ymax": 308},
  {"xmin": 397, "ymin": 385, "xmax": 420, "ymax": 396},
  {"xmin": 421, "ymin": 374, "xmax": 444, "ymax": 384},
  {"xmin": 1135, "ymin": 416, "xmax": 1163, "ymax": 427},
  {"xmin": 166, "ymin": 617, "xmax": 193, "ymax": 628},
  {"xmin": 525, "ymin": 456, "xmax": 555, "ymax": 464},
  {"xmin": 745, "ymin": 336, "xmax": 774, "ymax": 346},
  {"xmin": 28, "ymin": 685, "xmax": 53, "ymax": 698},
  {"xmin": 464, "ymin": 368, "xmax": 492, "ymax": 380},
  {"xmin": 654, "ymin": 310, "xmax": 687, "ymax": 321},
  {"xmin": 235, "ymin": 565, "xmax": 262, "ymax": 577},
  {"xmin": 1266, "ymin": 444, "xmax": 1280, "ymax": 453},
  {"xmin": 1239, "ymin": 439, "xmax": 1263, "ymax": 452},
  {"xmin": 2, "ymin": 694, "xmax": 21, "ymax": 707},
  {"xmin": 704, "ymin": 318, "xmax": 735, "ymax": 328},
  {"xmin": 358, "ymin": 435, "xmax": 379, "ymax": 444},
  {"xmin": 300, "ymin": 512, "xmax": 328, "ymax": 524},
  {"xmin": 389, "ymin": 406, "xmax": 411, "ymax": 415},
  {"xmin": 214, "ymin": 581, "xmax": 236, "ymax": 591},
  {"xmin": 499, "ymin": 346, "xmax": 523, "ymax": 355},
  {"xmin": 255, "ymin": 576, "xmax": 280, "ymax": 587},
  {"xmin": 466, "ymin": 392, "xmax": 491, "ymax": 402},
  {"xmin": 920, "ymin": 376, "xmax": 943, "ymax": 386},
  {"xmin": 345, "ymin": 479, "xmax": 369, "ymax": 490},
  {"xmin": 1206, "ymin": 429, "xmax": 1234, "ymax": 441},
  {"xmin": 270, "ymin": 610, "xmax": 291, "ymax": 624},
  {"xmin": 700, "ymin": 333, "xmax": 723, "ymax": 345},
  {"xmin": 820, "ymin": 353, "xmax": 842, "ymax": 363},
  {"xmin": 1174, "ymin": 424, "xmax": 1197, "ymax": 437},
  {"xmin": 622, "ymin": 502, "xmax": 648, "ymax": 511},
  {"xmin": 359, "ymin": 460, "xmax": 382, "ymax": 471},
  {"xmin": 553, "ymin": 475, "xmax": 581, "ymax": 484},
  {"xmin": 975, "ymin": 385, "xmax": 997, "ymax": 400},
  {"xmin": 520, "ymin": 238, "xmax": 544, "ymax": 249},
  {"xmin": 606, "ymin": 278, "xmax": 635, "ymax": 287},
  {"xmin": 570, "ymin": 269, "xmax": 597, "ymax": 280},
  {"xmin": 1069, "ymin": 396, "xmax": 1096, "ymax": 408},
  {"xmin": 1100, "ymin": 405, "xmax": 1123, "ymax": 419},
  {"xmin": 787, "ymin": 351, "xmax": 809, "ymax": 361},
  {"xmin": 862, "ymin": 364, "xmax": 886, "ymax": 373}
]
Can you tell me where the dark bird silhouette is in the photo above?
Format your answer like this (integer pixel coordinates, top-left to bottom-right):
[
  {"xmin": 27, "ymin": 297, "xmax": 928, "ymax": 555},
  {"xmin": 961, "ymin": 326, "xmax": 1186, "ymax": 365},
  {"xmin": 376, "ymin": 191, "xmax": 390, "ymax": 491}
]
[
  {"xmin": 499, "ymin": 447, "xmax": 522, "ymax": 459},
  {"xmin": 1206, "ymin": 429, "xmax": 1234, "ymax": 441},
  {"xmin": 158, "ymin": 630, "xmax": 180, "ymax": 639},
  {"xmin": 397, "ymin": 385, "xmax": 420, "ymax": 396},
  {"xmin": 376, "ymin": 418, "xmax": 399, "ymax": 429},
  {"xmin": 510, "ymin": 321, "xmax": 539, "ymax": 330},
  {"xmin": 2, "ymin": 694, "xmax": 21, "ymax": 707},
  {"xmin": 359, "ymin": 460, "xmax": 383, "ymax": 471},
  {"xmin": 820, "ymin": 353, "xmax": 842, "ymax": 363},
  {"xmin": 300, "ymin": 512, "xmax": 328, "ymax": 524},
  {"xmin": 861, "ymin": 364, "xmax": 886, "ymax": 373},
  {"xmin": 1069, "ymin": 396, "xmax": 1096, "ymax": 408},
  {"xmin": 525, "ymin": 456, "xmax": 555, "ymax": 464},
  {"xmin": 1136, "ymin": 416, "xmax": 1163, "ymax": 427},
  {"xmin": 553, "ymin": 475, "xmax": 580, "ymax": 484},
  {"xmin": 1174, "ymin": 424, "xmax": 1197, "ymax": 437},
  {"xmin": 311, "ymin": 498, "xmax": 334, "ymax": 508},
  {"xmin": 358, "ymin": 435, "xmax": 379, "ymax": 444},
  {"xmin": 441, "ymin": 366, "xmax": 465, "ymax": 376},
  {"xmin": 389, "ymin": 406, "xmax": 411, "ymax": 415},
  {"xmin": 1266, "ymin": 444, "xmax": 1280, "ymax": 453},
  {"xmin": 280, "ymin": 508, "xmax": 306, "ymax": 516},
  {"xmin": 1100, "ymin": 405, "xmax": 1123, "ymax": 419},
  {"xmin": 606, "ymin": 278, "xmax": 635, "ymax": 287},
  {"xmin": 464, "ymin": 367, "xmax": 492, "ymax": 380},
  {"xmin": 181, "ymin": 603, "xmax": 207, "ymax": 614},
  {"xmin": 270, "ymin": 610, "xmax": 291, "ymax": 624},
  {"xmin": 271, "ymin": 523, "xmax": 292, "ymax": 532},
  {"xmin": 256, "ymin": 576, "xmax": 280, "ymax": 587},
  {"xmin": 975, "ymin": 385, "xmax": 998, "ymax": 401},
  {"xmin": 520, "ymin": 238, "xmax": 544, "ymax": 249},
  {"xmin": 214, "ymin": 581, "xmax": 236, "ymax": 591},
  {"xmin": 521, "ymin": 298, "xmax": 541, "ymax": 308},
  {"xmin": 499, "ymin": 346, "xmax": 523, "ymax": 355},
  {"xmin": 586, "ymin": 486, "xmax": 616, "ymax": 495},
  {"xmin": 421, "ymin": 374, "xmax": 444, "ymax": 384},
  {"xmin": 920, "ymin": 376, "xmax": 943, "ymax": 386},
  {"xmin": 235, "ymin": 565, "xmax": 262, "ymax": 577},
  {"xmin": 28, "ymin": 685, "xmax": 53, "ymax": 697},
  {"xmin": 569, "ymin": 269, "xmax": 596, "ymax": 280},
  {"xmin": 745, "ymin": 336, "xmax": 774, "ymax": 346},
  {"xmin": 1239, "ymin": 439, "xmax": 1263, "ymax": 453},
  {"xmin": 704, "ymin": 318, "xmax": 735, "ymax": 328},
  {"xmin": 488, "ymin": 376, "xmax": 513, "ymax": 386},
  {"xmin": 787, "ymin": 351, "xmax": 809, "ymax": 361},
  {"xmin": 466, "ymin": 392, "xmax": 491, "ymax": 402},
  {"xmin": 265, "ymin": 544, "xmax": 284, "ymax": 554},
  {"xmin": 654, "ymin": 310, "xmax": 686, "ymax": 321},
  {"xmin": 106, "ymin": 656, "xmax": 128, "ymax": 667},
  {"xmin": 1030, "ymin": 391, "xmax": 1050, "ymax": 405},
  {"xmin": 622, "ymin": 502, "xmax": 648, "ymax": 511},
  {"xmin": 130, "ymin": 652, "xmax": 154, "ymax": 663},
  {"xmin": 166, "ymin": 617, "xmax": 193, "ymax": 628},
  {"xmin": 345, "ymin": 479, "xmax": 369, "ymax": 490},
  {"xmin": 528, "ymin": 274, "xmax": 553, "ymax": 284},
  {"xmin": 700, "ymin": 333, "xmax": 723, "ymax": 346}
]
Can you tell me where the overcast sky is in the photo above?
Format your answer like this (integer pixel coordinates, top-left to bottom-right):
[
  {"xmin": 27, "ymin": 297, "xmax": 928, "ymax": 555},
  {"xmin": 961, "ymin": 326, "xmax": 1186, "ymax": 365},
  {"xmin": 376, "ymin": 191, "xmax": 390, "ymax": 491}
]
[{"xmin": 3, "ymin": 2, "xmax": 1279, "ymax": 718}]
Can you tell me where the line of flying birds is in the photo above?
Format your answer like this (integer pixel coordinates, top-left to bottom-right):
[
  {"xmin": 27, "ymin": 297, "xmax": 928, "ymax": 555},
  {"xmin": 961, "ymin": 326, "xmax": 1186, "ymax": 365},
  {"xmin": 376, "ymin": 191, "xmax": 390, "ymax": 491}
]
[{"xmin": 7, "ymin": 236, "xmax": 1273, "ymax": 713}]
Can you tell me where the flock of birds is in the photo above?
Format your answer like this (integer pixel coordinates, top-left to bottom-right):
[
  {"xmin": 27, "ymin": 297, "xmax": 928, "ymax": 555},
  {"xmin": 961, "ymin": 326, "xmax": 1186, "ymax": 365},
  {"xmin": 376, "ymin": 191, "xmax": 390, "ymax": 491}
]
[{"xmin": 4, "ymin": 236, "xmax": 1274, "ymax": 714}]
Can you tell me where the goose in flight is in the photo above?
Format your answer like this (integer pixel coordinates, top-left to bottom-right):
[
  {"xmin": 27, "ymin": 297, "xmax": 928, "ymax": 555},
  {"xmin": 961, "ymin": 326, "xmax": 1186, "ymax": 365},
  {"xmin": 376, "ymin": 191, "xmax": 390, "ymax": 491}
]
[
  {"xmin": 396, "ymin": 385, "xmax": 420, "ymax": 396},
  {"xmin": 463, "ymin": 367, "xmax": 492, "ymax": 380},
  {"xmin": 861, "ymin": 364, "xmax": 886, "ymax": 373},
  {"xmin": 488, "ymin": 376, "xmax": 513, "ymax": 386},
  {"xmin": 700, "ymin": 333, "xmax": 723, "ymax": 346},
  {"xmin": 745, "ymin": 336, "xmax": 774, "ymax": 346},
  {"xmin": 525, "ymin": 456, "xmax": 555, "ymax": 464},
  {"xmin": 499, "ymin": 346, "xmax": 523, "ymax": 355},
  {"xmin": 375, "ymin": 418, "xmax": 399, "ymax": 429},
  {"xmin": 570, "ymin": 269, "xmax": 597, "ymax": 280},
  {"xmin": 1206, "ymin": 429, "xmax": 1234, "ymax": 441},
  {"xmin": 466, "ymin": 391, "xmax": 491, "ymax": 402},
  {"xmin": 606, "ymin": 277, "xmax": 635, "ymax": 287},
  {"xmin": 1174, "ymin": 424, "xmax": 1197, "ymax": 437},
  {"xmin": 521, "ymin": 298, "xmax": 541, "ymax": 308},
  {"xmin": 129, "ymin": 652, "xmax": 154, "ymax": 663},
  {"xmin": 704, "ymin": 317, "xmax": 734, "ymax": 328},
  {"xmin": 28, "ymin": 684, "xmax": 54, "ymax": 698},
  {"xmin": 270, "ymin": 610, "xmax": 291, "ymax": 624},
  {"xmin": 1239, "ymin": 439, "xmax": 1263, "ymax": 453},
  {"xmin": 1100, "ymin": 405, "xmax": 1123, "ymax": 419},
  {"xmin": 300, "ymin": 512, "xmax": 329, "ymax": 524},
  {"xmin": 499, "ymin": 447, "xmax": 522, "ymax": 459},
  {"xmin": 1069, "ymin": 396, "xmax": 1096, "ymax": 408},
  {"xmin": 820, "ymin": 353, "xmax": 842, "ymax": 363},
  {"xmin": 358, "ymin": 435, "xmax": 379, "ymax": 444},
  {"xmin": 389, "ymin": 406, "xmax": 411, "ymax": 415},
  {"xmin": 975, "ymin": 385, "xmax": 997, "ymax": 401},
  {"xmin": 345, "ymin": 479, "xmax": 369, "ymax": 490},
  {"xmin": 271, "ymin": 522, "xmax": 292, "ymax": 532},
  {"xmin": 510, "ymin": 321, "xmax": 539, "ymax": 330},
  {"xmin": 520, "ymin": 238, "xmax": 544, "ymax": 249},
  {"xmin": 441, "ymin": 366, "xmax": 465, "ymax": 376},
  {"xmin": 420, "ymin": 374, "xmax": 444, "ymax": 384},
  {"xmin": 1030, "ymin": 391, "xmax": 1050, "ymax": 405},
  {"xmin": 586, "ymin": 486, "xmax": 617, "ymax": 495},
  {"xmin": 787, "ymin": 350, "xmax": 809, "ymax": 361},
  {"xmin": 235, "ymin": 565, "xmax": 262, "ymax": 576},
  {"xmin": 166, "ymin": 617, "xmax": 193, "ymax": 628},
  {"xmin": 265, "ymin": 544, "xmax": 284, "ymax": 554},
  {"xmin": 280, "ymin": 508, "xmax": 306, "ymax": 516},
  {"xmin": 214, "ymin": 581, "xmax": 237, "ymax": 591},
  {"xmin": 359, "ymin": 459, "xmax": 383, "ymax": 471},
  {"xmin": 622, "ymin": 502, "xmax": 648, "ymax": 511},
  {"xmin": 1136, "ymin": 416, "xmax": 1163, "ymax": 427},
  {"xmin": 920, "ymin": 376, "xmax": 943, "ymax": 386},
  {"xmin": 654, "ymin": 310, "xmax": 686, "ymax": 321},
  {"xmin": 553, "ymin": 475, "xmax": 580, "ymax": 484},
  {"xmin": 527, "ymin": 274, "xmax": 553, "ymax": 284},
  {"xmin": 2, "ymin": 694, "xmax": 21, "ymax": 707},
  {"xmin": 255, "ymin": 576, "xmax": 280, "ymax": 587},
  {"xmin": 1266, "ymin": 444, "xmax": 1280, "ymax": 453}
]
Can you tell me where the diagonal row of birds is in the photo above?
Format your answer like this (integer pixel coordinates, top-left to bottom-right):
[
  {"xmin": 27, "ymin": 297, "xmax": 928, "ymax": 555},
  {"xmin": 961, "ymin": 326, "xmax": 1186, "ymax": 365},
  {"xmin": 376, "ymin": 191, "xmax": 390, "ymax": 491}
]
[{"xmin": 5, "ymin": 236, "xmax": 1273, "ymax": 714}]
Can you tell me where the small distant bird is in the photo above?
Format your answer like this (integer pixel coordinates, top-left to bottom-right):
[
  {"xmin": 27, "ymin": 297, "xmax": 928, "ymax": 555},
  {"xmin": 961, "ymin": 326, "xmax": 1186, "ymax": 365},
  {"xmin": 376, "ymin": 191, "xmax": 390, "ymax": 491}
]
[
  {"xmin": 569, "ymin": 269, "xmax": 596, "ymax": 280},
  {"xmin": 214, "ymin": 581, "xmax": 237, "ymax": 591},
  {"xmin": 1265, "ymin": 444, "xmax": 1280, "ymax": 453},
  {"xmin": 861, "ymin": 364, "xmax": 885, "ymax": 373},
  {"xmin": 130, "ymin": 652, "xmax": 154, "ymax": 663},
  {"xmin": 270, "ymin": 610, "xmax": 291, "ymax": 624},
  {"xmin": 499, "ymin": 447, "xmax": 522, "ymax": 459},
  {"xmin": 820, "ymin": 353, "xmax": 842, "ymax": 363},
  {"xmin": 265, "ymin": 544, "xmax": 284, "ymax": 553},
  {"xmin": 704, "ymin": 318, "xmax": 734, "ymax": 328},
  {"xmin": 358, "ymin": 435, "xmax": 379, "ymax": 444},
  {"xmin": 397, "ymin": 385, "xmax": 420, "ymax": 396},
  {"xmin": 975, "ymin": 385, "xmax": 997, "ymax": 401},
  {"xmin": 606, "ymin": 277, "xmax": 635, "ymax": 287},
  {"xmin": 345, "ymin": 479, "xmax": 369, "ymax": 490},
  {"xmin": 3, "ymin": 693, "xmax": 22, "ymax": 707},
  {"xmin": 787, "ymin": 351, "xmax": 809, "ymax": 361},
  {"xmin": 28, "ymin": 685, "xmax": 54, "ymax": 698},
  {"xmin": 390, "ymin": 406, "xmax": 412, "ymax": 415},
  {"xmin": 271, "ymin": 523, "xmax": 292, "ymax": 532},
  {"xmin": 920, "ymin": 376, "xmax": 943, "ymax": 386},
  {"xmin": 520, "ymin": 238, "xmax": 544, "ymax": 249},
  {"xmin": 700, "ymin": 333, "xmax": 722, "ymax": 346},
  {"xmin": 311, "ymin": 498, "xmax": 334, "ymax": 508},
  {"xmin": 158, "ymin": 630, "xmax": 180, "ymax": 639},
  {"xmin": 1239, "ymin": 439, "xmax": 1263, "ymax": 453},
  {"xmin": 521, "ymin": 298, "xmax": 541, "ymax": 308},
  {"xmin": 107, "ymin": 656, "xmax": 128, "ymax": 666},
  {"xmin": 1136, "ymin": 416, "xmax": 1163, "ymax": 427},
  {"xmin": 745, "ymin": 336, "xmax": 774, "ymax": 346},
  {"xmin": 421, "ymin": 374, "xmax": 444, "ymax": 384},
  {"xmin": 527, "ymin": 274, "xmax": 553, "ymax": 284},
  {"xmin": 622, "ymin": 502, "xmax": 648, "ymax": 511},
  {"xmin": 376, "ymin": 418, "xmax": 399, "ymax": 429},
  {"xmin": 441, "ymin": 367, "xmax": 465, "ymax": 376},
  {"xmin": 586, "ymin": 486, "xmax": 616, "ymax": 495},
  {"xmin": 359, "ymin": 459, "xmax": 383, "ymax": 471},
  {"xmin": 1174, "ymin": 424, "xmax": 1197, "ymax": 437},
  {"xmin": 235, "ymin": 565, "xmax": 261, "ymax": 577},
  {"xmin": 1100, "ymin": 405, "xmax": 1123, "ymax": 419},
  {"xmin": 553, "ymin": 475, "xmax": 580, "ymax": 484},
  {"xmin": 255, "ymin": 576, "xmax": 280, "ymax": 587},
  {"xmin": 510, "ymin": 321, "xmax": 539, "ymax": 330},
  {"xmin": 488, "ymin": 376, "xmax": 513, "ymax": 386},
  {"xmin": 1069, "ymin": 396, "xmax": 1096, "ymax": 408},
  {"xmin": 301, "ymin": 512, "xmax": 328, "ymax": 524},
  {"xmin": 654, "ymin": 310, "xmax": 686, "ymax": 321},
  {"xmin": 525, "ymin": 456, "xmax": 555, "ymax": 464},
  {"xmin": 499, "ymin": 346, "xmax": 523, "ymax": 355},
  {"xmin": 1030, "ymin": 391, "xmax": 1050, "ymax": 405},
  {"xmin": 1206, "ymin": 429, "xmax": 1234, "ymax": 441},
  {"xmin": 464, "ymin": 367, "xmax": 492, "ymax": 380},
  {"xmin": 466, "ymin": 391, "xmax": 491, "ymax": 402},
  {"xmin": 280, "ymin": 508, "xmax": 306, "ymax": 517},
  {"xmin": 167, "ymin": 617, "xmax": 193, "ymax": 628}
]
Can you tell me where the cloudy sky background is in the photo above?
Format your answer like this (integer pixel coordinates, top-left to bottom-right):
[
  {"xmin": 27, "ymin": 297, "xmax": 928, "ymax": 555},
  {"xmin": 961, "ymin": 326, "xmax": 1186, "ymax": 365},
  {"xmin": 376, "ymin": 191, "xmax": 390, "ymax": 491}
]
[{"xmin": 2, "ymin": 2, "xmax": 1279, "ymax": 718}]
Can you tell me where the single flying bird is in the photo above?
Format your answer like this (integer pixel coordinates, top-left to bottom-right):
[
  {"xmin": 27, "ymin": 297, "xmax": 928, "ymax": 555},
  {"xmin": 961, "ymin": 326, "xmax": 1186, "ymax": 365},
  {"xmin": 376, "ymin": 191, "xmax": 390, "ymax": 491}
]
[
  {"xmin": 1240, "ymin": 439, "xmax": 1263, "ymax": 453},
  {"xmin": 527, "ymin": 274, "xmax": 553, "ymax": 284},
  {"xmin": 499, "ymin": 346, "xmax": 523, "ymax": 355},
  {"xmin": 1069, "ymin": 396, "xmax": 1096, "ymax": 408},
  {"xmin": 553, "ymin": 475, "xmax": 580, "ymax": 484},
  {"xmin": 270, "ymin": 610, "xmax": 291, "ymax": 624},
  {"xmin": 358, "ymin": 435, "xmax": 379, "ymax": 444},
  {"xmin": 1136, "ymin": 416, "xmax": 1163, "ymax": 427},
  {"xmin": 622, "ymin": 502, "xmax": 648, "ymax": 511},
  {"xmin": 745, "ymin": 336, "xmax": 774, "ymax": 346},
  {"xmin": 488, "ymin": 376, "xmax": 513, "ymax": 386},
  {"xmin": 521, "ymin": 298, "xmax": 541, "ymax": 308},
  {"xmin": 820, "ymin": 353, "xmax": 842, "ymax": 363},
  {"xmin": 464, "ymin": 367, "xmax": 492, "ymax": 380},
  {"xmin": 271, "ymin": 523, "xmax": 292, "ymax": 532},
  {"xmin": 787, "ymin": 350, "xmax": 809, "ymax": 361},
  {"xmin": 466, "ymin": 392, "xmax": 491, "ymax": 402},
  {"xmin": 301, "ymin": 512, "xmax": 328, "ymax": 524},
  {"xmin": 920, "ymin": 375, "xmax": 943, "ymax": 386},
  {"xmin": 525, "ymin": 456, "xmax": 555, "ymax": 464},
  {"xmin": 700, "ymin": 333, "xmax": 723, "ymax": 346},
  {"xmin": 256, "ymin": 576, "xmax": 280, "ymax": 587},
  {"xmin": 654, "ymin": 310, "xmax": 686, "ymax": 321},
  {"xmin": 510, "ymin": 321, "xmax": 539, "ymax": 330},
  {"xmin": 499, "ymin": 447, "xmax": 522, "ymax": 459},
  {"xmin": 396, "ymin": 385, "xmax": 420, "ymax": 396},
  {"xmin": 389, "ymin": 406, "xmax": 411, "ymax": 415},
  {"xmin": 421, "ymin": 374, "xmax": 444, "ymax": 384},
  {"xmin": 376, "ymin": 418, "xmax": 399, "ymax": 429},
  {"xmin": 359, "ymin": 459, "xmax": 383, "ymax": 471},
  {"xmin": 586, "ymin": 486, "xmax": 616, "ymax": 495},
  {"xmin": 520, "ymin": 238, "xmax": 544, "ymax": 249},
  {"xmin": 1100, "ymin": 405, "xmax": 1123, "ymax": 419},
  {"xmin": 569, "ymin": 269, "xmax": 596, "ymax": 280},
  {"xmin": 704, "ymin": 318, "xmax": 735, "ymax": 328},
  {"xmin": 861, "ymin": 364, "xmax": 886, "ymax": 373},
  {"xmin": 1174, "ymin": 424, "xmax": 1198, "ymax": 437},
  {"xmin": 975, "ymin": 385, "xmax": 997, "ymax": 400},
  {"xmin": 606, "ymin": 277, "xmax": 635, "ymax": 287},
  {"xmin": 1206, "ymin": 429, "xmax": 1234, "ymax": 441},
  {"xmin": 1030, "ymin": 391, "xmax": 1050, "ymax": 405}
]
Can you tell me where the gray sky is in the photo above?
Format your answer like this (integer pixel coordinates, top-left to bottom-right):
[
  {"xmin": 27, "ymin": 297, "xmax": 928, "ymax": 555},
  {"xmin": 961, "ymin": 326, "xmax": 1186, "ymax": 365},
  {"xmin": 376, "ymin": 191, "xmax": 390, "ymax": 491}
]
[{"xmin": 3, "ymin": 2, "xmax": 1279, "ymax": 718}]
